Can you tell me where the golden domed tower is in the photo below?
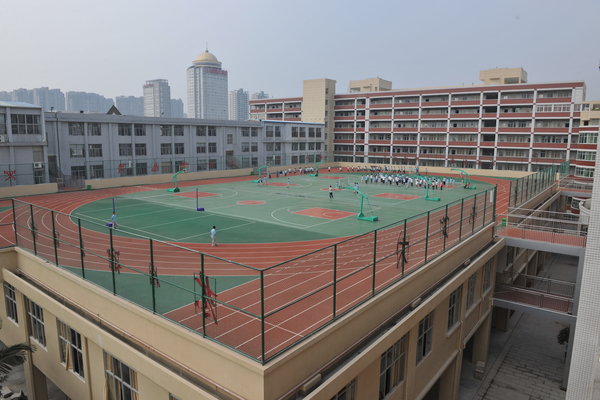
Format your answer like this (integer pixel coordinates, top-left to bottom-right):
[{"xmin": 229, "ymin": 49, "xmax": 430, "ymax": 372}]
[{"xmin": 186, "ymin": 49, "xmax": 228, "ymax": 119}]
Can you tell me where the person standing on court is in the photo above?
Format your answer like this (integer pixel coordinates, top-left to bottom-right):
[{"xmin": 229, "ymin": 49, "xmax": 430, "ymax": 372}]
[
  {"xmin": 329, "ymin": 185, "xmax": 334, "ymax": 199},
  {"xmin": 111, "ymin": 212, "xmax": 118, "ymax": 229},
  {"xmin": 210, "ymin": 226, "xmax": 217, "ymax": 246}
]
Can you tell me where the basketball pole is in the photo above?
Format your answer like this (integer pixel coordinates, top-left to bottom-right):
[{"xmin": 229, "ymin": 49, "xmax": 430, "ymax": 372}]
[
  {"xmin": 112, "ymin": 197, "xmax": 116, "ymax": 214},
  {"xmin": 196, "ymin": 188, "xmax": 205, "ymax": 212},
  {"xmin": 196, "ymin": 188, "xmax": 199, "ymax": 210}
]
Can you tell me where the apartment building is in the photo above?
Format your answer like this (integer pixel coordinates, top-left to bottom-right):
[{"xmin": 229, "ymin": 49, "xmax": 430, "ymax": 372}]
[{"xmin": 249, "ymin": 69, "xmax": 599, "ymax": 179}]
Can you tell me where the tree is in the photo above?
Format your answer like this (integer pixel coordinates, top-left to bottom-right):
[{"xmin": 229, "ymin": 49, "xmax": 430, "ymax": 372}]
[
  {"xmin": 0, "ymin": 319, "xmax": 34, "ymax": 382},
  {"xmin": 557, "ymin": 326, "xmax": 570, "ymax": 345}
]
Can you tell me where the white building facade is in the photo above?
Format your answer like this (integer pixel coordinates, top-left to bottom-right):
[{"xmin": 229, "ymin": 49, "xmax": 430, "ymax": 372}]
[
  {"xmin": 143, "ymin": 79, "xmax": 172, "ymax": 117},
  {"xmin": 229, "ymin": 88, "xmax": 249, "ymax": 121},
  {"xmin": 186, "ymin": 50, "xmax": 228, "ymax": 120}
]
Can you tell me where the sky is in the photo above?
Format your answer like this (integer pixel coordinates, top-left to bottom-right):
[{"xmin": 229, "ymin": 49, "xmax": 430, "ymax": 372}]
[{"xmin": 1, "ymin": 0, "xmax": 599, "ymax": 103}]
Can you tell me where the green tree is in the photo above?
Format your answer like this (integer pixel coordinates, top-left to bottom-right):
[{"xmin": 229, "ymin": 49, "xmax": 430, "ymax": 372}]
[{"xmin": 0, "ymin": 318, "xmax": 34, "ymax": 382}]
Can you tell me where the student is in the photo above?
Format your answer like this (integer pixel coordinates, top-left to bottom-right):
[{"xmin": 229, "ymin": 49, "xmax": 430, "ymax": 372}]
[
  {"xmin": 111, "ymin": 212, "xmax": 118, "ymax": 229},
  {"xmin": 210, "ymin": 226, "xmax": 217, "ymax": 246},
  {"xmin": 329, "ymin": 185, "xmax": 334, "ymax": 199}
]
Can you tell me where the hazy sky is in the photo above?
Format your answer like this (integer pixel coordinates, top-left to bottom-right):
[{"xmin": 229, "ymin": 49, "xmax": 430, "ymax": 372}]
[{"xmin": 2, "ymin": 0, "xmax": 599, "ymax": 102}]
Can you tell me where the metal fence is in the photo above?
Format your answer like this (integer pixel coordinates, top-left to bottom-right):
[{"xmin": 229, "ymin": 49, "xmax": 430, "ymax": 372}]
[
  {"xmin": 7, "ymin": 186, "xmax": 496, "ymax": 363},
  {"xmin": 508, "ymin": 161, "xmax": 569, "ymax": 208}
]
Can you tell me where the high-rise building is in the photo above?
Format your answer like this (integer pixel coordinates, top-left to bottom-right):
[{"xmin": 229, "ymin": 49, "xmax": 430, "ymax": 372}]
[
  {"xmin": 251, "ymin": 91, "xmax": 269, "ymax": 100},
  {"xmin": 10, "ymin": 88, "xmax": 34, "ymax": 104},
  {"xmin": 228, "ymin": 88, "xmax": 249, "ymax": 121},
  {"xmin": 65, "ymin": 91, "xmax": 114, "ymax": 113},
  {"xmin": 186, "ymin": 50, "xmax": 228, "ymax": 119},
  {"xmin": 143, "ymin": 79, "xmax": 172, "ymax": 117},
  {"xmin": 115, "ymin": 96, "xmax": 144, "ymax": 116},
  {"xmin": 170, "ymin": 98, "xmax": 185, "ymax": 118}
]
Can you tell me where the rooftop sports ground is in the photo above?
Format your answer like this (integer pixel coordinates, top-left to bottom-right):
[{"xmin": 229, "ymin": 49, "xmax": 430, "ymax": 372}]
[{"xmin": 0, "ymin": 165, "xmax": 562, "ymax": 363}]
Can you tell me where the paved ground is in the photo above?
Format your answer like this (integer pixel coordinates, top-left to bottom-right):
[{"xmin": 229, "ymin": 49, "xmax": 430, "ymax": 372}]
[{"xmin": 460, "ymin": 253, "xmax": 575, "ymax": 400}]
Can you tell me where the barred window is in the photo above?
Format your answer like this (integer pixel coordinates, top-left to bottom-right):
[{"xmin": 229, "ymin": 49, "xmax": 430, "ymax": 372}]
[
  {"xmin": 331, "ymin": 378, "xmax": 357, "ymax": 400},
  {"xmin": 161, "ymin": 143, "xmax": 172, "ymax": 155},
  {"xmin": 207, "ymin": 126, "xmax": 217, "ymax": 136},
  {"xmin": 134, "ymin": 124, "xmax": 145, "ymax": 136},
  {"xmin": 447, "ymin": 287, "xmax": 462, "ymax": 331},
  {"xmin": 57, "ymin": 320, "xmax": 85, "ymax": 378},
  {"xmin": 88, "ymin": 144, "xmax": 103, "ymax": 158},
  {"xmin": 68, "ymin": 122, "xmax": 84, "ymax": 136},
  {"xmin": 118, "ymin": 124, "xmax": 131, "ymax": 136},
  {"xmin": 174, "ymin": 143, "xmax": 185, "ymax": 155},
  {"xmin": 104, "ymin": 353, "xmax": 138, "ymax": 400},
  {"xmin": 88, "ymin": 123, "xmax": 101, "ymax": 136},
  {"xmin": 160, "ymin": 125, "xmax": 172, "ymax": 136},
  {"xmin": 251, "ymin": 127, "xmax": 258, "ymax": 137},
  {"xmin": 380, "ymin": 334, "xmax": 407, "ymax": 398},
  {"xmin": 70, "ymin": 144, "xmax": 85, "ymax": 158},
  {"xmin": 196, "ymin": 126, "xmax": 206, "ymax": 136},
  {"xmin": 119, "ymin": 144, "xmax": 132, "ymax": 157},
  {"xmin": 135, "ymin": 144, "xmax": 146, "ymax": 156},
  {"xmin": 4, "ymin": 283, "xmax": 18, "ymax": 323},
  {"xmin": 26, "ymin": 298, "xmax": 46, "ymax": 346},
  {"xmin": 174, "ymin": 126, "xmax": 184, "ymax": 136},
  {"xmin": 416, "ymin": 312, "xmax": 433, "ymax": 364},
  {"xmin": 241, "ymin": 127, "xmax": 250, "ymax": 137},
  {"xmin": 208, "ymin": 143, "xmax": 217, "ymax": 153}
]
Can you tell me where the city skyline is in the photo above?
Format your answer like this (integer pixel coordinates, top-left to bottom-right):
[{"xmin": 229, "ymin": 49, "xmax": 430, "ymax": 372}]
[{"xmin": 1, "ymin": 0, "xmax": 598, "ymax": 104}]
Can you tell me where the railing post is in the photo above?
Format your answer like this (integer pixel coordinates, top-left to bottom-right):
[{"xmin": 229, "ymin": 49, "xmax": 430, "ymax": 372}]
[
  {"xmin": 260, "ymin": 270, "xmax": 266, "ymax": 363},
  {"xmin": 109, "ymin": 228, "xmax": 116, "ymax": 295},
  {"xmin": 424, "ymin": 211, "xmax": 430, "ymax": 263},
  {"xmin": 78, "ymin": 218, "xmax": 85, "ymax": 278},
  {"xmin": 150, "ymin": 239, "xmax": 156, "ymax": 313},
  {"xmin": 29, "ymin": 204, "xmax": 37, "ymax": 255},
  {"xmin": 51, "ymin": 210, "xmax": 59, "ymax": 265},
  {"xmin": 471, "ymin": 194, "xmax": 477, "ymax": 234},
  {"xmin": 372, "ymin": 230, "xmax": 377, "ymax": 296},
  {"xmin": 459, "ymin": 199, "xmax": 464, "ymax": 241},
  {"xmin": 482, "ymin": 190, "xmax": 487, "ymax": 228},
  {"xmin": 332, "ymin": 244, "xmax": 337, "ymax": 318},
  {"xmin": 443, "ymin": 205, "xmax": 448, "ymax": 251},
  {"xmin": 201, "ymin": 254, "xmax": 206, "ymax": 337},
  {"xmin": 493, "ymin": 185, "xmax": 498, "ymax": 223},
  {"xmin": 401, "ymin": 219, "xmax": 407, "ymax": 276},
  {"xmin": 11, "ymin": 199, "xmax": 18, "ymax": 246}
]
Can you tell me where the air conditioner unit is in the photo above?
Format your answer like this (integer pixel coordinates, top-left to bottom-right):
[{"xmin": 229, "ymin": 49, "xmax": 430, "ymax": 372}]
[{"xmin": 33, "ymin": 162, "xmax": 43, "ymax": 169}]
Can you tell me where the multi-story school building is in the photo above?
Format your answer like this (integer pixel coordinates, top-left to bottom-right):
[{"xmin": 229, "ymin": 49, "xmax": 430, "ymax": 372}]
[{"xmin": 249, "ymin": 68, "xmax": 599, "ymax": 180}]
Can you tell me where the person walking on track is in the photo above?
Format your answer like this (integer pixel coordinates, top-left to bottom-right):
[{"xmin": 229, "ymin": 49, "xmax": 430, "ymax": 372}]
[
  {"xmin": 329, "ymin": 185, "xmax": 334, "ymax": 199},
  {"xmin": 210, "ymin": 226, "xmax": 217, "ymax": 246}
]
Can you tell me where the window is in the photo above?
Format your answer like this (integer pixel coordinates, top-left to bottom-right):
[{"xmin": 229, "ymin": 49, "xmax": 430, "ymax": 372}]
[
  {"xmin": 68, "ymin": 122, "xmax": 84, "ymax": 136},
  {"xmin": 134, "ymin": 143, "xmax": 146, "ymax": 156},
  {"xmin": 4, "ymin": 283, "xmax": 18, "ymax": 323},
  {"xmin": 299, "ymin": 127, "xmax": 306, "ymax": 137},
  {"xmin": 136, "ymin": 163, "xmax": 147, "ymax": 176},
  {"xmin": 88, "ymin": 123, "xmax": 101, "ymax": 136},
  {"xmin": 196, "ymin": 143, "xmax": 206, "ymax": 153},
  {"xmin": 316, "ymin": 128, "xmax": 322, "ymax": 137},
  {"xmin": 416, "ymin": 312, "xmax": 433, "ymax": 364},
  {"xmin": 309, "ymin": 127, "xmax": 315, "ymax": 137},
  {"xmin": 70, "ymin": 144, "xmax": 85, "ymax": 158},
  {"xmin": 447, "ymin": 287, "xmax": 462, "ymax": 331},
  {"xmin": 57, "ymin": 320, "xmax": 85, "ymax": 378},
  {"xmin": 331, "ymin": 378, "xmax": 357, "ymax": 400},
  {"xmin": 251, "ymin": 142, "xmax": 258, "ymax": 152},
  {"xmin": 208, "ymin": 126, "xmax": 217, "ymax": 136},
  {"xmin": 266, "ymin": 143, "xmax": 274, "ymax": 151},
  {"xmin": 88, "ymin": 144, "xmax": 103, "ymax": 158},
  {"xmin": 208, "ymin": 142, "xmax": 217, "ymax": 153},
  {"xmin": 71, "ymin": 166, "xmax": 87, "ymax": 179},
  {"xmin": 241, "ymin": 127, "xmax": 250, "ymax": 137},
  {"xmin": 160, "ymin": 143, "xmax": 172, "ymax": 155},
  {"xmin": 134, "ymin": 124, "xmax": 145, "ymax": 136},
  {"xmin": 275, "ymin": 126, "xmax": 281, "ymax": 137},
  {"xmin": 251, "ymin": 157, "xmax": 258, "ymax": 167},
  {"xmin": 292, "ymin": 127, "xmax": 298, "ymax": 137},
  {"xmin": 483, "ymin": 260, "xmax": 494, "ymax": 292},
  {"xmin": 174, "ymin": 126, "xmax": 184, "ymax": 136},
  {"xmin": 104, "ymin": 353, "xmax": 138, "ymax": 400},
  {"xmin": 26, "ymin": 298, "xmax": 46, "ymax": 346},
  {"xmin": 251, "ymin": 127, "xmax": 258, "ymax": 137},
  {"xmin": 160, "ymin": 161, "xmax": 172, "ymax": 173},
  {"xmin": 241, "ymin": 142, "xmax": 250, "ymax": 152},
  {"xmin": 119, "ymin": 144, "xmax": 132, "ymax": 157},
  {"xmin": 227, "ymin": 134, "xmax": 233, "ymax": 144},
  {"xmin": 379, "ymin": 335, "xmax": 407, "ymax": 399},
  {"xmin": 467, "ymin": 274, "xmax": 477, "ymax": 309},
  {"xmin": 266, "ymin": 126, "xmax": 274, "ymax": 137},
  {"xmin": 160, "ymin": 125, "xmax": 172, "ymax": 136},
  {"xmin": 174, "ymin": 143, "xmax": 185, "ymax": 155},
  {"xmin": 196, "ymin": 126, "xmax": 206, "ymax": 136},
  {"xmin": 118, "ymin": 124, "xmax": 131, "ymax": 136},
  {"xmin": 90, "ymin": 165, "xmax": 104, "ymax": 179}
]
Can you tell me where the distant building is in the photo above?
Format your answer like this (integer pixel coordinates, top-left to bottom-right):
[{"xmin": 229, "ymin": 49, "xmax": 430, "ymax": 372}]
[
  {"xmin": 143, "ymin": 79, "xmax": 172, "ymax": 117},
  {"xmin": 115, "ymin": 96, "xmax": 144, "ymax": 116},
  {"xmin": 32, "ymin": 87, "xmax": 65, "ymax": 111},
  {"xmin": 186, "ymin": 50, "xmax": 228, "ymax": 119},
  {"xmin": 170, "ymin": 98, "xmax": 185, "ymax": 118},
  {"xmin": 349, "ymin": 77, "xmax": 392, "ymax": 93},
  {"xmin": 65, "ymin": 91, "xmax": 114, "ymax": 113},
  {"xmin": 229, "ymin": 88, "xmax": 249, "ymax": 121},
  {"xmin": 10, "ymin": 88, "xmax": 34, "ymax": 104},
  {"xmin": 251, "ymin": 91, "xmax": 269, "ymax": 100}
]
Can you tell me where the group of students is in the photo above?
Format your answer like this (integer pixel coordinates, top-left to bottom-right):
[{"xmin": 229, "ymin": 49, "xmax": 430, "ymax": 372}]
[{"xmin": 360, "ymin": 173, "xmax": 455, "ymax": 190}]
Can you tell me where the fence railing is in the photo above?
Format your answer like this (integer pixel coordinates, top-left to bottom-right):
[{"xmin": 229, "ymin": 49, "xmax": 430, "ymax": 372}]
[
  {"xmin": 7, "ymin": 186, "xmax": 497, "ymax": 363},
  {"xmin": 508, "ymin": 161, "xmax": 569, "ymax": 208},
  {"xmin": 511, "ymin": 273, "xmax": 575, "ymax": 298}
]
